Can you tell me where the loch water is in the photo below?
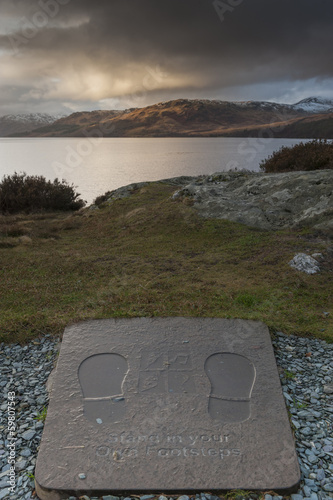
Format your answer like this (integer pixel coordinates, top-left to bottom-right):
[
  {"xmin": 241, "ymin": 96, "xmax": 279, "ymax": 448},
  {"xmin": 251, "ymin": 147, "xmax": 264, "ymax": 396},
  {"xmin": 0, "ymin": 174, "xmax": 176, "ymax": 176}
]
[{"xmin": 0, "ymin": 137, "xmax": 308, "ymax": 204}]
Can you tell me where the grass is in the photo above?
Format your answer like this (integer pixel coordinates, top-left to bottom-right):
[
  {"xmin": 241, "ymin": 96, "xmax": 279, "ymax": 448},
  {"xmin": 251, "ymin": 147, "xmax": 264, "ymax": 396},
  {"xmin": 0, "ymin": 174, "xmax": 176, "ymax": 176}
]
[
  {"xmin": 292, "ymin": 399, "xmax": 307, "ymax": 410},
  {"xmin": 35, "ymin": 406, "xmax": 48, "ymax": 422},
  {"xmin": 284, "ymin": 370, "xmax": 296, "ymax": 380},
  {"xmin": 0, "ymin": 182, "xmax": 332, "ymax": 344},
  {"xmin": 224, "ymin": 490, "xmax": 252, "ymax": 499}
]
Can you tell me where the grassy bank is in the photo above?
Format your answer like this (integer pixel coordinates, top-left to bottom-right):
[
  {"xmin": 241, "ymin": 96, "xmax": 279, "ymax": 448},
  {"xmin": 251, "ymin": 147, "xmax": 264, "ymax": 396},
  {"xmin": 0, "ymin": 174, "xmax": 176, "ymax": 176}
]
[{"xmin": 0, "ymin": 182, "xmax": 332, "ymax": 344}]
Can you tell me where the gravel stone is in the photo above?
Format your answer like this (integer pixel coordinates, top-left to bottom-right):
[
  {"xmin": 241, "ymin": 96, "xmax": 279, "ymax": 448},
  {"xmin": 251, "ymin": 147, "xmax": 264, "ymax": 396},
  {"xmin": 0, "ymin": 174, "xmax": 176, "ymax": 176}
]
[
  {"xmin": 21, "ymin": 429, "xmax": 36, "ymax": 441},
  {"xmin": 303, "ymin": 486, "xmax": 312, "ymax": 497},
  {"xmin": 1, "ymin": 332, "xmax": 333, "ymax": 500},
  {"xmin": 15, "ymin": 459, "xmax": 27, "ymax": 471},
  {"xmin": 316, "ymin": 469, "xmax": 325, "ymax": 481},
  {"xmin": 323, "ymin": 483, "xmax": 333, "ymax": 492},
  {"xmin": 20, "ymin": 449, "xmax": 32, "ymax": 457}
]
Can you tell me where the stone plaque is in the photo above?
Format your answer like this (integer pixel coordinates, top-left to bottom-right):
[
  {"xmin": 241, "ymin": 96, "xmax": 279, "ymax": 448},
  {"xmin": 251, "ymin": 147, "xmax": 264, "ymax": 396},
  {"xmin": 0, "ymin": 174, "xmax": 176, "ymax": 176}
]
[{"xmin": 35, "ymin": 318, "xmax": 300, "ymax": 499}]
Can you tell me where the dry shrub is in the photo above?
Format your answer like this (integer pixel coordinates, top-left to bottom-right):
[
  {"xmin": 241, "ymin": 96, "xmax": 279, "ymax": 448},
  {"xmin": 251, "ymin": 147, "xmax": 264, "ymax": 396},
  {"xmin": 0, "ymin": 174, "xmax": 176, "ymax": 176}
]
[
  {"xmin": 260, "ymin": 139, "xmax": 333, "ymax": 173},
  {"xmin": 0, "ymin": 172, "xmax": 85, "ymax": 214}
]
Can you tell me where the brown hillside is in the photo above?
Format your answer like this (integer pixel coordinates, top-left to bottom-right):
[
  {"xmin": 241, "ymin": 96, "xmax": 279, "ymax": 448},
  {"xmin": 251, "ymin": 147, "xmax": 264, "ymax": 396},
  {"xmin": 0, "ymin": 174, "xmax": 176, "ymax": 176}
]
[
  {"xmin": 17, "ymin": 99, "xmax": 333, "ymax": 138},
  {"xmin": 25, "ymin": 99, "xmax": 301, "ymax": 137}
]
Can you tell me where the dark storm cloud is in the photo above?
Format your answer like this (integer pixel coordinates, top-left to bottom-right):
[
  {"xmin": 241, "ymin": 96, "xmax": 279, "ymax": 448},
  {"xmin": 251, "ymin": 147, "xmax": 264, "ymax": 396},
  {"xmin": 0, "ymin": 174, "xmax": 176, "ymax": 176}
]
[
  {"xmin": 36, "ymin": 0, "xmax": 333, "ymax": 78},
  {"xmin": 0, "ymin": 0, "xmax": 333, "ymax": 113}
]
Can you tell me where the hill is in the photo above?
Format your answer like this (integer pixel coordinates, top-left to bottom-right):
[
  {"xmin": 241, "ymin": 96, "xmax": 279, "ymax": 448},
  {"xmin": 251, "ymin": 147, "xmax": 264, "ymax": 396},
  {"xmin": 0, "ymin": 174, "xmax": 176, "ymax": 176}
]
[
  {"xmin": 222, "ymin": 113, "xmax": 333, "ymax": 139},
  {"xmin": 8, "ymin": 97, "xmax": 333, "ymax": 139},
  {"xmin": 0, "ymin": 113, "xmax": 65, "ymax": 137}
]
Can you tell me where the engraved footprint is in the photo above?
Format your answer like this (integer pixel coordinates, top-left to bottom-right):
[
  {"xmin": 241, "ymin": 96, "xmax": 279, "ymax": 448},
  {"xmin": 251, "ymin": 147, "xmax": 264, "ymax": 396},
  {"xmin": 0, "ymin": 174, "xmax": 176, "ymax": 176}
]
[
  {"xmin": 204, "ymin": 353, "xmax": 256, "ymax": 423},
  {"xmin": 78, "ymin": 353, "xmax": 128, "ymax": 424}
]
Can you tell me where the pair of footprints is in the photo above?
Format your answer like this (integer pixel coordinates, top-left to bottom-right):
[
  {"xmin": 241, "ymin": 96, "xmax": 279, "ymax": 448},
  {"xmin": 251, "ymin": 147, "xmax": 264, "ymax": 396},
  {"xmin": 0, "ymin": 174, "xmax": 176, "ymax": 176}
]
[{"xmin": 78, "ymin": 352, "xmax": 256, "ymax": 424}]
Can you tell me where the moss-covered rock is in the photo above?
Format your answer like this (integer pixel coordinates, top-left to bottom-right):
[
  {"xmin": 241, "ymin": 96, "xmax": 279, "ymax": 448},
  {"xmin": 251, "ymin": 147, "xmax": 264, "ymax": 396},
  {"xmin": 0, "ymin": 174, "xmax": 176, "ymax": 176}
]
[{"xmin": 173, "ymin": 170, "xmax": 333, "ymax": 235}]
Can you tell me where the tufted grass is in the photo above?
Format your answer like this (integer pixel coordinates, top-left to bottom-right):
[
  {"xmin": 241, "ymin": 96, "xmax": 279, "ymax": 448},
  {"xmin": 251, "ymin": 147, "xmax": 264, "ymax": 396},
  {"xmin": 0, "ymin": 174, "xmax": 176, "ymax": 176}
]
[{"xmin": 0, "ymin": 182, "xmax": 332, "ymax": 344}]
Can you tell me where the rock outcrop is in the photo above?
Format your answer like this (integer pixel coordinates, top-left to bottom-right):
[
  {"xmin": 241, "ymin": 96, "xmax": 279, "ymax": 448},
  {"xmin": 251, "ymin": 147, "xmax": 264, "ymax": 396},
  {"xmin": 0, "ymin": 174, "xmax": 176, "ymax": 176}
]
[{"xmin": 172, "ymin": 170, "xmax": 333, "ymax": 234}]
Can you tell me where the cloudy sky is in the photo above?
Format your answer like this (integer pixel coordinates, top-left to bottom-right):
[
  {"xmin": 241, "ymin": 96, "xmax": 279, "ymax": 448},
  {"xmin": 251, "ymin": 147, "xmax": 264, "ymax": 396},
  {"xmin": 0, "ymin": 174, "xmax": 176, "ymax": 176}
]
[{"xmin": 0, "ymin": 0, "xmax": 333, "ymax": 115}]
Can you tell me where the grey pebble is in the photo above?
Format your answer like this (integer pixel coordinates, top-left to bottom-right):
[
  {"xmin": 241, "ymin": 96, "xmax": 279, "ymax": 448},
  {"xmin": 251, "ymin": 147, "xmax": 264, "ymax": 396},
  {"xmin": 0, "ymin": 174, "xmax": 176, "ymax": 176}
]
[
  {"xmin": 15, "ymin": 459, "xmax": 27, "ymax": 471},
  {"xmin": 21, "ymin": 429, "xmax": 35, "ymax": 441},
  {"xmin": 303, "ymin": 485, "xmax": 312, "ymax": 496},
  {"xmin": 2, "ymin": 332, "xmax": 333, "ymax": 500},
  {"xmin": 0, "ymin": 489, "xmax": 9, "ymax": 500},
  {"xmin": 20, "ymin": 449, "xmax": 32, "ymax": 457},
  {"xmin": 307, "ymin": 454, "xmax": 318, "ymax": 464},
  {"xmin": 301, "ymin": 427, "xmax": 313, "ymax": 436},
  {"xmin": 323, "ymin": 483, "xmax": 333, "ymax": 492}
]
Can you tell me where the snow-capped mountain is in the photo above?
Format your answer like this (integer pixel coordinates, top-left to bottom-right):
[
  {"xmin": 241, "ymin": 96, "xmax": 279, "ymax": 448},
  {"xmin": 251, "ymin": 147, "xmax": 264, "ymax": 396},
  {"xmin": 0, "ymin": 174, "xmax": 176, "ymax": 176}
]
[
  {"xmin": 292, "ymin": 97, "xmax": 333, "ymax": 113},
  {"xmin": 233, "ymin": 97, "xmax": 333, "ymax": 114},
  {"xmin": 0, "ymin": 113, "xmax": 66, "ymax": 137}
]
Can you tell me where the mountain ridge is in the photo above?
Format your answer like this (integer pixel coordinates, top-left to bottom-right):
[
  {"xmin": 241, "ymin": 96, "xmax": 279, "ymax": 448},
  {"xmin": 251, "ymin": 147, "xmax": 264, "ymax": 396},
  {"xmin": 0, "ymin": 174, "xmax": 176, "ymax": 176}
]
[
  {"xmin": 292, "ymin": 96, "xmax": 333, "ymax": 113},
  {"xmin": 4, "ymin": 96, "xmax": 333, "ymax": 138},
  {"xmin": 0, "ymin": 113, "xmax": 65, "ymax": 137}
]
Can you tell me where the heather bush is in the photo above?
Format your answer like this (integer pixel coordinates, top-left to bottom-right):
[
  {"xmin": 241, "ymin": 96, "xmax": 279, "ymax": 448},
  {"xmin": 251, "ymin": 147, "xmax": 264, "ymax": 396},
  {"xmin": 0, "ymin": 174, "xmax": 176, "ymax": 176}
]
[
  {"xmin": 260, "ymin": 139, "xmax": 333, "ymax": 173},
  {"xmin": 0, "ymin": 172, "xmax": 85, "ymax": 214}
]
